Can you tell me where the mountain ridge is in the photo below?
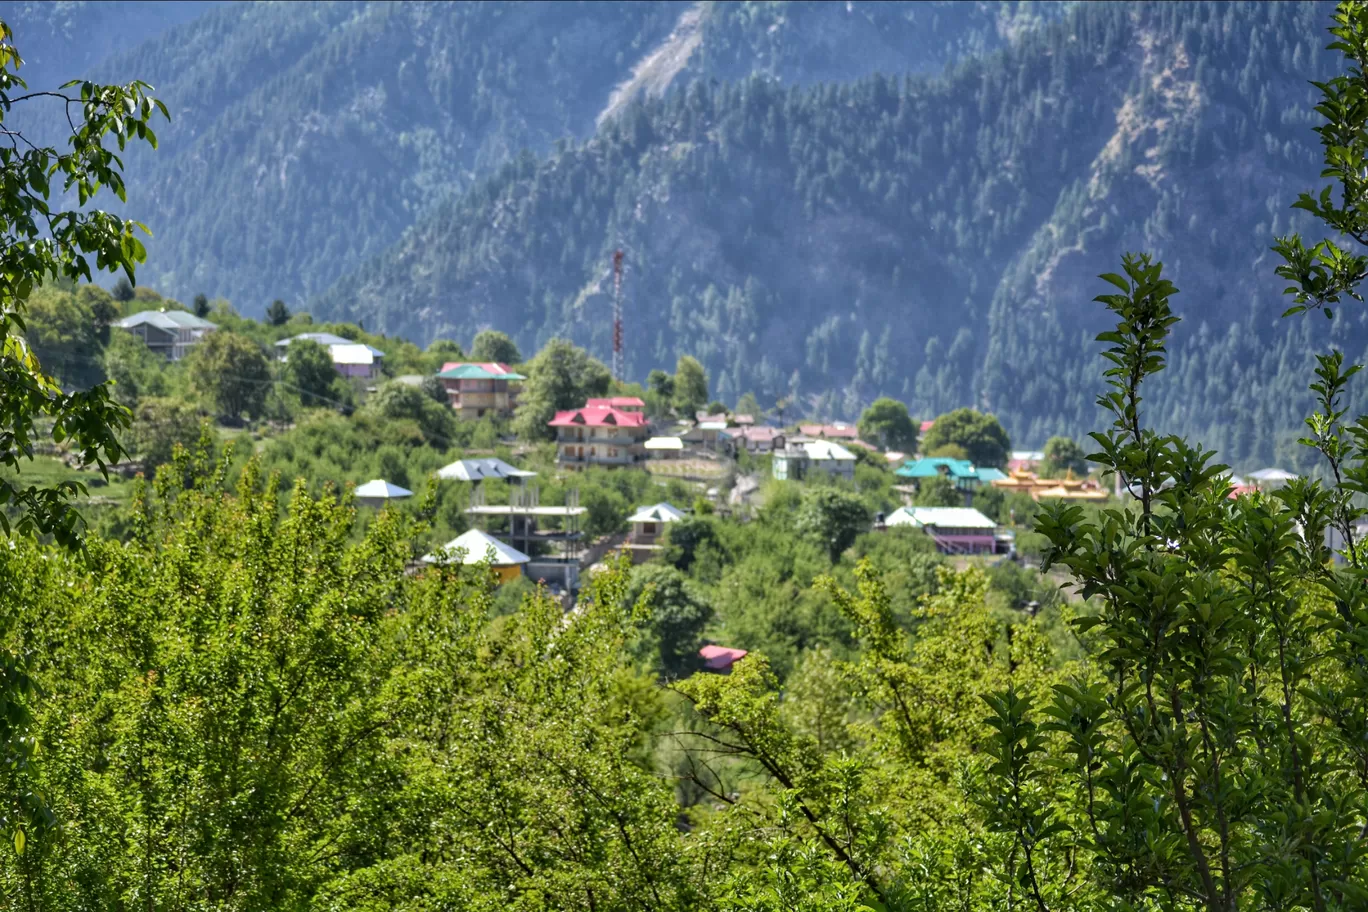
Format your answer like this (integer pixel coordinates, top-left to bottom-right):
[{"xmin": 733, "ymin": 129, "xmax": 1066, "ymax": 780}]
[{"xmin": 315, "ymin": 0, "xmax": 1345, "ymax": 463}]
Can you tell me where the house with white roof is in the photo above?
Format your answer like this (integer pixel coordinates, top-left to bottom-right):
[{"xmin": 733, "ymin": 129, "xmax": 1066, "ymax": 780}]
[
  {"xmin": 621, "ymin": 501, "xmax": 686, "ymax": 564},
  {"xmin": 115, "ymin": 310, "xmax": 217, "ymax": 360},
  {"xmin": 421, "ymin": 528, "xmax": 530, "ymax": 584},
  {"xmin": 772, "ymin": 439, "xmax": 856, "ymax": 482},
  {"xmin": 276, "ymin": 333, "xmax": 386, "ymax": 378},
  {"xmin": 353, "ymin": 479, "xmax": 412, "ymax": 508},
  {"xmin": 1247, "ymin": 467, "xmax": 1297, "ymax": 489},
  {"xmin": 436, "ymin": 458, "xmax": 536, "ymax": 482},
  {"xmin": 884, "ymin": 505, "xmax": 1005, "ymax": 555}
]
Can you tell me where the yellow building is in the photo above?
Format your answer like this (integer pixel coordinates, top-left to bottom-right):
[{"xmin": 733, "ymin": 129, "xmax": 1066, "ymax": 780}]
[
  {"xmin": 993, "ymin": 468, "xmax": 1108, "ymax": 501},
  {"xmin": 421, "ymin": 528, "xmax": 530, "ymax": 583}
]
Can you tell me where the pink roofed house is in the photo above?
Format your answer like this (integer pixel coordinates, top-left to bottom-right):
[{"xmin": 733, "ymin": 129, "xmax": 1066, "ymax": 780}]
[
  {"xmin": 799, "ymin": 423, "xmax": 860, "ymax": 440},
  {"xmin": 699, "ymin": 645, "xmax": 748, "ymax": 674},
  {"xmin": 585, "ymin": 396, "xmax": 646, "ymax": 412},
  {"xmin": 734, "ymin": 425, "xmax": 786, "ymax": 453},
  {"xmin": 550, "ymin": 404, "xmax": 651, "ymax": 468}
]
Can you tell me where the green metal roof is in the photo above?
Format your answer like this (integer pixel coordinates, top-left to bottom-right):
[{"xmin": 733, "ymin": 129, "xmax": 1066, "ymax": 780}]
[
  {"xmin": 437, "ymin": 364, "xmax": 526, "ymax": 381},
  {"xmin": 975, "ymin": 467, "xmax": 1008, "ymax": 483}
]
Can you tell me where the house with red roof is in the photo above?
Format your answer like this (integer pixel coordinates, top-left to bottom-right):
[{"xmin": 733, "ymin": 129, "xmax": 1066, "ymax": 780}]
[
  {"xmin": 699, "ymin": 645, "xmax": 748, "ymax": 674},
  {"xmin": 550, "ymin": 404, "xmax": 651, "ymax": 468},
  {"xmin": 437, "ymin": 362, "xmax": 525, "ymax": 419}
]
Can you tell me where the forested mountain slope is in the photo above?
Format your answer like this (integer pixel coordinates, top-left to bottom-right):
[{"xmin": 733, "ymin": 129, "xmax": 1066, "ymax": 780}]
[
  {"xmin": 4, "ymin": 1, "xmax": 1049, "ymax": 315},
  {"xmin": 320, "ymin": 0, "xmax": 1343, "ymax": 465},
  {"xmin": 2, "ymin": 1, "xmax": 217, "ymax": 90}
]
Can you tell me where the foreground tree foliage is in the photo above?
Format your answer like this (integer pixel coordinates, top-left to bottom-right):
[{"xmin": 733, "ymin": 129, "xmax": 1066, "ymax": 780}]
[
  {"xmin": 0, "ymin": 18, "xmax": 166, "ymax": 547},
  {"xmin": 8, "ymin": 5, "xmax": 1368, "ymax": 911},
  {"xmin": 0, "ymin": 441, "xmax": 701, "ymax": 909}
]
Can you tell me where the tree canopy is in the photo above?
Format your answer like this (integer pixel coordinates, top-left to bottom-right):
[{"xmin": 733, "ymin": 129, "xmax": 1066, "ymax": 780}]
[
  {"xmin": 672, "ymin": 355, "xmax": 709, "ymax": 417},
  {"xmin": 921, "ymin": 408, "xmax": 1011, "ymax": 468},
  {"xmin": 1039, "ymin": 434, "xmax": 1087, "ymax": 477},
  {"xmin": 858, "ymin": 397, "xmax": 918, "ymax": 451},
  {"xmin": 469, "ymin": 329, "xmax": 522, "ymax": 365},
  {"xmin": 186, "ymin": 331, "xmax": 272, "ymax": 421},
  {"xmin": 512, "ymin": 338, "xmax": 612, "ymax": 440}
]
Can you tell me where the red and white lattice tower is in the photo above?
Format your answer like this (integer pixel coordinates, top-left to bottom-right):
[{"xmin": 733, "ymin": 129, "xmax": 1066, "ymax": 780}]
[{"xmin": 612, "ymin": 249, "xmax": 625, "ymax": 382}]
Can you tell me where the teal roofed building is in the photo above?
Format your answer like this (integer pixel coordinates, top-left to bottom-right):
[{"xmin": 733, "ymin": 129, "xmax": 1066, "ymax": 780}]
[
  {"xmin": 436, "ymin": 361, "xmax": 526, "ymax": 419},
  {"xmin": 895, "ymin": 457, "xmax": 983, "ymax": 491}
]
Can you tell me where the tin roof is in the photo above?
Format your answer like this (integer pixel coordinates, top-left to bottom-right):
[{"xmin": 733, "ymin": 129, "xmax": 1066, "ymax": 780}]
[
  {"xmin": 354, "ymin": 479, "xmax": 413, "ymax": 499},
  {"xmin": 422, "ymin": 528, "xmax": 530, "ymax": 566}
]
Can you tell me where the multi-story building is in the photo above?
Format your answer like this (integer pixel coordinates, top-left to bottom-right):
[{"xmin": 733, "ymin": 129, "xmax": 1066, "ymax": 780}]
[
  {"xmin": 437, "ymin": 362, "xmax": 525, "ymax": 419},
  {"xmin": 275, "ymin": 333, "xmax": 386, "ymax": 379},
  {"xmin": 772, "ymin": 439, "xmax": 856, "ymax": 482},
  {"xmin": 586, "ymin": 396, "xmax": 645, "ymax": 412},
  {"xmin": 550, "ymin": 404, "xmax": 650, "ymax": 468},
  {"xmin": 115, "ymin": 310, "xmax": 217, "ymax": 361}
]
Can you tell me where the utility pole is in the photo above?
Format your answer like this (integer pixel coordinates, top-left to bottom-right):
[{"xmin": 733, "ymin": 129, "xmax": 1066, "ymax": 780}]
[{"xmin": 612, "ymin": 249, "xmax": 624, "ymax": 383}]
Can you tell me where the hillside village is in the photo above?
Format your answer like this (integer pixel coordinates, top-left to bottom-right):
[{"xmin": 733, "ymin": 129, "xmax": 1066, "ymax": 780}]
[
  {"xmin": 10, "ymin": 4, "xmax": 1368, "ymax": 907},
  {"xmin": 33, "ymin": 292, "xmax": 1298, "ymax": 624}
]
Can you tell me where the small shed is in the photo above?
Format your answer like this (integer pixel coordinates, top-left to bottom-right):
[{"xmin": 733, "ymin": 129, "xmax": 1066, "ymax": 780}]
[
  {"xmin": 627, "ymin": 502, "xmax": 686, "ymax": 546},
  {"xmin": 421, "ymin": 528, "xmax": 530, "ymax": 583},
  {"xmin": 645, "ymin": 436, "xmax": 685, "ymax": 459},
  {"xmin": 354, "ymin": 479, "xmax": 413, "ymax": 508}
]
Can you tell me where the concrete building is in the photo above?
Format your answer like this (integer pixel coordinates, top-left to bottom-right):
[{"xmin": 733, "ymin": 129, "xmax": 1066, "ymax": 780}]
[
  {"xmin": 437, "ymin": 362, "xmax": 525, "ymax": 419},
  {"xmin": 276, "ymin": 333, "xmax": 385, "ymax": 378},
  {"xmin": 733, "ymin": 426, "xmax": 786, "ymax": 454},
  {"xmin": 885, "ymin": 506, "xmax": 1005, "ymax": 555},
  {"xmin": 772, "ymin": 439, "xmax": 857, "ymax": 482},
  {"xmin": 115, "ymin": 310, "xmax": 217, "ymax": 361},
  {"xmin": 550, "ymin": 404, "xmax": 651, "ymax": 468}
]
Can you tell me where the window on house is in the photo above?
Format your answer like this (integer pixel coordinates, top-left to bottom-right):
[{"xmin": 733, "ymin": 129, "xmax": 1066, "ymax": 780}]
[{"xmin": 642, "ymin": 522, "xmax": 656, "ymax": 535}]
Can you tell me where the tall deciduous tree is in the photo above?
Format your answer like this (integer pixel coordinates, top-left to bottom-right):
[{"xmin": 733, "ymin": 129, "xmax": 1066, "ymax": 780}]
[
  {"xmin": 469, "ymin": 328, "xmax": 521, "ymax": 364},
  {"xmin": 857, "ymin": 397, "xmax": 917, "ymax": 452},
  {"xmin": 512, "ymin": 338, "xmax": 611, "ymax": 440},
  {"xmin": 672, "ymin": 355, "xmax": 708, "ymax": 417},
  {"xmin": 626, "ymin": 563, "xmax": 714, "ymax": 679},
  {"xmin": 282, "ymin": 338, "xmax": 339, "ymax": 407},
  {"xmin": 920, "ymin": 408, "xmax": 1011, "ymax": 468},
  {"xmin": 187, "ymin": 330, "xmax": 272, "ymax": 420},
  {"xmin": 0, "ymin": 16, "xmax": 166, "ymax": 858},
  {"xmin": 795, "ymin": 488, "xmax": 869, "ymax": 563},
  {"xmin": 1039, "ymin": 435, "xmax": 1087, "ymax": 477}
]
